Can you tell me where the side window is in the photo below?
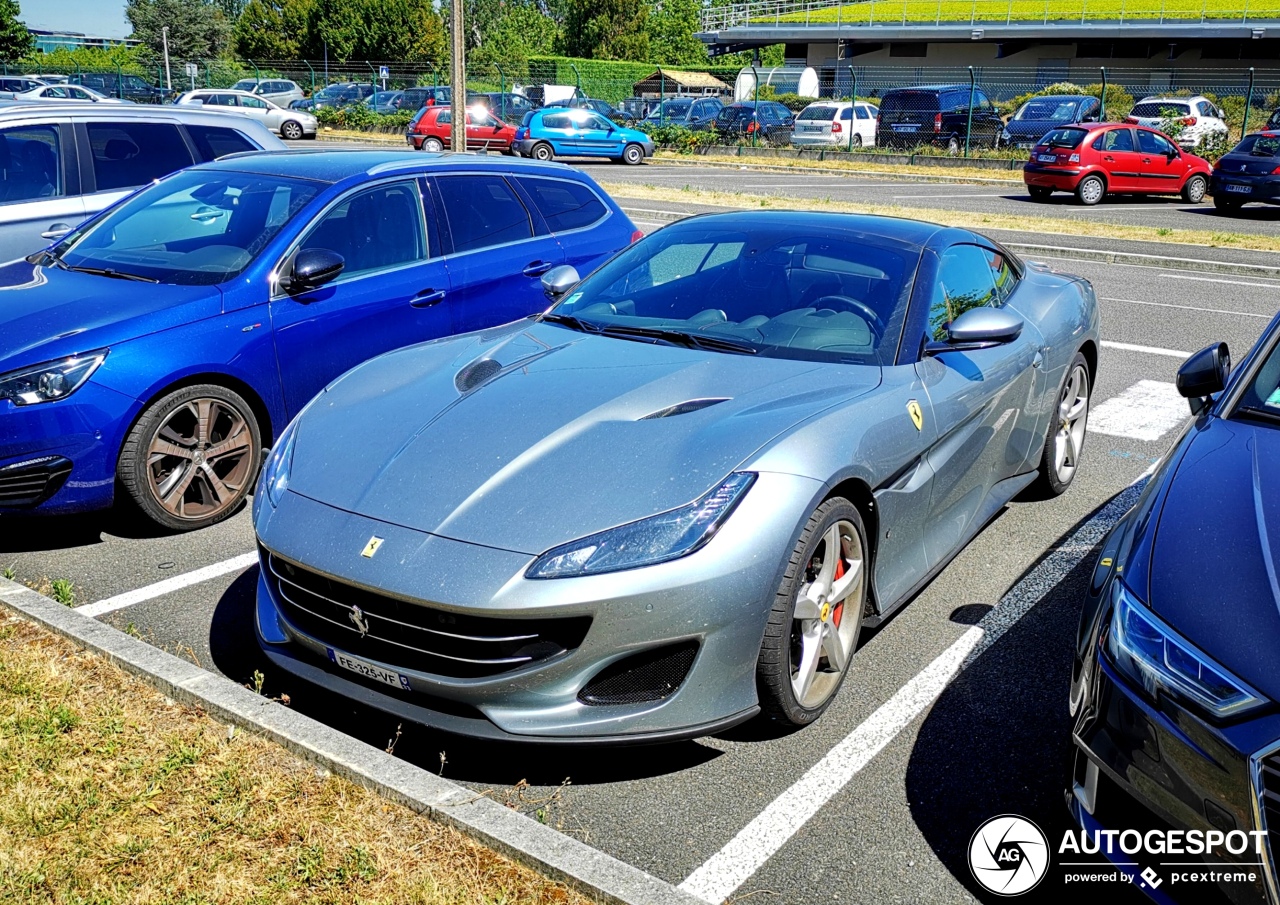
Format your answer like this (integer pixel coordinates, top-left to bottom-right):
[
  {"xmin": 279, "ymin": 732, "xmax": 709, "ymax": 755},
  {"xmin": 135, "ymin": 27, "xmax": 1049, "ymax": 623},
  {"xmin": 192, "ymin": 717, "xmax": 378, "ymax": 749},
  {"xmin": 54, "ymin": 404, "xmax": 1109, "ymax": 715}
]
[
  {"xmin": 186, "ymin": 125, "xmax": 260, "ymax": 161},
  {"xmin": 437, "ymin": 174, "xmax": 532, "ymax": 253},
  {"xmin": 211, "ymin": 94, "xmax": 239, "ymax": 107},
  {"xmin": 1138, "ymin": 129, "xmax": 1175, "ymax": 155},
  {"xmin": 541, "ymin": 113, "xmax": 572, "ymax": 129},
  {"xmin": 0, "ymin": 125, "xmax": 62, "ymax": 204},
  {"xmin": 437, "ymin": 109, "xmax": 451, "ymax": 125},
  {"xmin": 86, "ymin": 121, "xmax": 194, "ymax": 193},
  {"xmin": 929, "ymin": 244, "xmax": 999, "ymax": 341},
  {"xmin": 1094, "ymin": 128, "xmax": 1134, "ymax": 152},
  {"xmin": 517, "ymin": 177, "xmax": 607, "ymax": 232},
  {"xmin": 298, "ymin": 180, "xmax": 425, "ymax": 277},
  {"xmin": 854, "ymin": 105, "xmax": 869, "ymax": 120},
  {"xmin": 241, "ymin": 96, "xmax": 268, "ymax": 110},
  {"xmin": 586, "ymin": 113, "xmax": 614, "ymax": 131},
  {"xmin": 987, "ymin": 247, "xmax": 1019, "ymax": 303},
  {"xmin": 1197, "ymin": 100, "xmax": 1215, "ymax": 117}
]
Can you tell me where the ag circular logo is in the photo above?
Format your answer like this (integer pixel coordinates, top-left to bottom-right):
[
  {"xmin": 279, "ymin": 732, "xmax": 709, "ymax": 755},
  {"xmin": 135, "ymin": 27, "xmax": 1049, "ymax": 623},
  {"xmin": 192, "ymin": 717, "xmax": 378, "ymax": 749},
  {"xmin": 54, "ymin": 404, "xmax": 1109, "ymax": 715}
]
[{"xmin": 968, "ymin": 814, "xmax": 1050, "ymax": 896}]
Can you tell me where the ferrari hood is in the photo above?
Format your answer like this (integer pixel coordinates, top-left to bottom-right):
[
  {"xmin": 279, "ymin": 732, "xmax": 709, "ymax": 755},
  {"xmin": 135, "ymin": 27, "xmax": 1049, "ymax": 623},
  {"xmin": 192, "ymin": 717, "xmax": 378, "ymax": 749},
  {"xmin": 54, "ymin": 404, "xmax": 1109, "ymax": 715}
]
[
  {"xmin": 1146, "ymin": 417, "xmax": 1280, "ymax": 701},
  {"xmin": 287, "ymin": 322, "xmax": 881, "ymax": 555}
]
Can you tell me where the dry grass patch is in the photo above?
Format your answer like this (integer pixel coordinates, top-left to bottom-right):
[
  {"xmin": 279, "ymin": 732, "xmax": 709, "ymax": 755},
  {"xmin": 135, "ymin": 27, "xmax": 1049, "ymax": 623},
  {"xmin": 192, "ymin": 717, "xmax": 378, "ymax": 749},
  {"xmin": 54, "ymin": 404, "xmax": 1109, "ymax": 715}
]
[
  {"xmin": 654, "ymin": 151, "xmax": 1024, "ymax": 184},
  {"xmin": 0, "ymin": 615, "xmax": 587, "ymax": 905},
  {"xmin": 601, "ymin": 180, "xmax": 1280, "ymax": 255}
]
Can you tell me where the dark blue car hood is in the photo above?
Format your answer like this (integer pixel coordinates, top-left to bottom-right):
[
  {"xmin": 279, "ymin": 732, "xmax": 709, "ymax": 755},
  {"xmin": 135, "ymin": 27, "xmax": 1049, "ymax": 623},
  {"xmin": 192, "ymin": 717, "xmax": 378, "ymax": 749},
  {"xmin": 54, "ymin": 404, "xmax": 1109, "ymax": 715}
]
[
  {"xmin": 1146, "ymin": 416, "xmax": 1280, "ymax": 701},
  {"xmin": 0, "ymin": 260, "xmax": 222, "ymax": 369}
]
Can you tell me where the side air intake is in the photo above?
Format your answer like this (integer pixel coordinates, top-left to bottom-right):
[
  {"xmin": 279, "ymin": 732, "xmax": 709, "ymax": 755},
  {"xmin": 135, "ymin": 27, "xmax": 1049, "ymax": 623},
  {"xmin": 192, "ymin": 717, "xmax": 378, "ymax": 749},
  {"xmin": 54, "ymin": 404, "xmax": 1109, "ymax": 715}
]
[{"xmin": 639, "ymin": 398, "xmax": 729, "ymax": 420}]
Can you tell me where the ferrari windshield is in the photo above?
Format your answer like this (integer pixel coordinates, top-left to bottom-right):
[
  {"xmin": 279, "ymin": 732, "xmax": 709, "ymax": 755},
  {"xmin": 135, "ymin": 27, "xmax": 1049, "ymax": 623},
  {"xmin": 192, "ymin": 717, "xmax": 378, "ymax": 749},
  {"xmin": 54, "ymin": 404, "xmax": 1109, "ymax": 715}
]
[{"xmin": 547, "ymin": 220, "xmax": 917, "ymax": 364}]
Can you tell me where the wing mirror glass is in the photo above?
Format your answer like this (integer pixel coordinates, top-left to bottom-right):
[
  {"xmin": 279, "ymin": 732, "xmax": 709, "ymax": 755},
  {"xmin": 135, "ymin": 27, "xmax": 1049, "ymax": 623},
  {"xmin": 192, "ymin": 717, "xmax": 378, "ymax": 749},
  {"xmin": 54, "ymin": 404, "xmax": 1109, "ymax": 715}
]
[
  {"xmin": 283, "ymin": 248, "xmax": 344, "ymax": 294},
  {"xmin": 541, "ymin": 264, "xmax": 580, "ymax": 300},
  {"xmin": 1176, "ymin": 341, "xmax": 1230, "ymax": 415},
  {"xmin": 924, "ymin": 307, "xmax": 1024, "ymax": 355}
]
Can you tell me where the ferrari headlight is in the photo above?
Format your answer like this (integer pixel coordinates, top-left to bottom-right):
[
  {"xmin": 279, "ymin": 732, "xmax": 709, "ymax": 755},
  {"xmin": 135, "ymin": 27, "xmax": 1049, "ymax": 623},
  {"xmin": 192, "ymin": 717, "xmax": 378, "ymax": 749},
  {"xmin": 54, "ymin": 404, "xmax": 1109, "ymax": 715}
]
[
  {"xmin": 257, "ymin": 418, "xmax": 299, "ymax": 511},
  {"xmin": 1106, "ymin": 581, "xmax": 1265, "ymax": 718},
  {"xmin": 526, "ymin": 472, "xmax": 756, "ymax": 579},
  {"xmin": 0, "ymin": 351, "xmax": 106, "ymax": 406}
]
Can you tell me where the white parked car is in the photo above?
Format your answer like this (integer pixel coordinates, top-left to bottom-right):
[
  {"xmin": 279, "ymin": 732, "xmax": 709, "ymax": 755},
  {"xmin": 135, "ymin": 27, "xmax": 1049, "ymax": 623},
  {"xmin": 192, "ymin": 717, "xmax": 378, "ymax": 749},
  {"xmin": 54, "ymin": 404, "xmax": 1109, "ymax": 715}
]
[
  {"xmin": 1126, "ymin": 95, "xmax": 1229, "ymax": 150},
  {"xmin": 791, "ymin": 101, "xmax": 879, "ymax": 148},
  {"xmin": 14, "ymin": 84, "xmax": 132, "ymax": 104},
  {"xmin": 230, "ymin": 78, "xmax": 305, "ymax": 108},
  {"xmin": 176, "ymin": 89, "xmax": 317, "ymax": 140}
]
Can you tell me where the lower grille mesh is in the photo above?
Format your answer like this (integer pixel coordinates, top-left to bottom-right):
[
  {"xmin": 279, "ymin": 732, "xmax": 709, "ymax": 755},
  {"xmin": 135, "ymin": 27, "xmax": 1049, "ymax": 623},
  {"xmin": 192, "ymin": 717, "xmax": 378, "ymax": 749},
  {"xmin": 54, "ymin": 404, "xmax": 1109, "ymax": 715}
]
[{"xmin": 578, "ymin": 641, "xmax": 698, "ymax": 706}]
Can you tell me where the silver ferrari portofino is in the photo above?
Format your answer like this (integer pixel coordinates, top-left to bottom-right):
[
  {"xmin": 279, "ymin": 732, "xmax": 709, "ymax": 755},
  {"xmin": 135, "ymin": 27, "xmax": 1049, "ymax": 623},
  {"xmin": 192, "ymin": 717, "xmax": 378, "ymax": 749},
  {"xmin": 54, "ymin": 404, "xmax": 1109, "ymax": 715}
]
[{"xmin": 253, "ymin": 210, "xmax": 1099, "ymax": 743}]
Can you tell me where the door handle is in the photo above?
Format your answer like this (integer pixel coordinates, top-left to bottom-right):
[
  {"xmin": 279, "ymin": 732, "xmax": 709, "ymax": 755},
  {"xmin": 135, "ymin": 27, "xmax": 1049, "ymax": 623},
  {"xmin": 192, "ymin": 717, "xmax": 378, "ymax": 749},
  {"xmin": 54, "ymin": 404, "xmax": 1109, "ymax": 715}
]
[
  {"xmin": 522, "ymin": 261, "xmax": 553, "ymax": 277},
  {"xmin": 41, "ymin": 222, "xmax": 72, "ymax": 240},
  {"xmin": 1142, "ymin": 157, "xmax": 1151, "ymax": 163},
  {"xmin": 1103, "ymin": 155, "xmax": 1114, "ymax": 162},
  {"xmin": 410, "ymin": 288, "xmax": 446, "ymax": 308}
]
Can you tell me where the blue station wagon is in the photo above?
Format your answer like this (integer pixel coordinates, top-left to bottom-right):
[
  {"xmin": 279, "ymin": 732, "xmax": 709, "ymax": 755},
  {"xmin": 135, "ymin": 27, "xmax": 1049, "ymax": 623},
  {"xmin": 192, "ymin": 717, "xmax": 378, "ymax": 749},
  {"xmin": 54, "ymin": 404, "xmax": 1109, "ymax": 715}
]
[
  {"xmin": 513, "ymin": 108, "xmax": 655, "ymax": 165},
  {"xmin": 0, "ymin": 150, "xmax": 638, "ymax": 529}
]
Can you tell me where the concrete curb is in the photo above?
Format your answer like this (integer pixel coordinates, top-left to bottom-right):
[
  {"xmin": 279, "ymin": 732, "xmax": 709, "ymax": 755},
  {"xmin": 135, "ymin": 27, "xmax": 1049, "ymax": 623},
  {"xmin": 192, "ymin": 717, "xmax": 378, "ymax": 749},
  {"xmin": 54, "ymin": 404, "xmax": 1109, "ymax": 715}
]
[
  {"xmin": 0, "ymin": 577, "xmax": 706, "ymax": 905},
  {"xmin": 620, "ymin": 205, "xmax": 1280, "ymax": 279},
  {"xmin": 649, "ymin": 156, "xmax": 1022, "ymax": 186}
]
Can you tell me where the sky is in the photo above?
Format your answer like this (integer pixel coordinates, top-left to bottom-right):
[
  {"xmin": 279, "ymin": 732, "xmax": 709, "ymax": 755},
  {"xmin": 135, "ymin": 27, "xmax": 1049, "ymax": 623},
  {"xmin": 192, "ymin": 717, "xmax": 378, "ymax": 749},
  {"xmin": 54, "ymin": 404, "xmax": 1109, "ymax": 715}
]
[{"xmin": 19, "ymin": 0, "xmax": 131, "ymax": 40}]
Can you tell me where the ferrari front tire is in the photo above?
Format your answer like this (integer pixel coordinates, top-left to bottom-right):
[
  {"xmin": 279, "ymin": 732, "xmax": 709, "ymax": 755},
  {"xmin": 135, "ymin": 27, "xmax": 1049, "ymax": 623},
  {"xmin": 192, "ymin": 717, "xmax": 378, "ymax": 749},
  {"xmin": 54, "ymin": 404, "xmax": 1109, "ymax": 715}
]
[
  {"xmin": 1033, "ymin": 352, "xmax": 1091, "ymax": 497},
  {"xmin": 757, "ymin": 498, "xmax": 867, "ymax": 729}
]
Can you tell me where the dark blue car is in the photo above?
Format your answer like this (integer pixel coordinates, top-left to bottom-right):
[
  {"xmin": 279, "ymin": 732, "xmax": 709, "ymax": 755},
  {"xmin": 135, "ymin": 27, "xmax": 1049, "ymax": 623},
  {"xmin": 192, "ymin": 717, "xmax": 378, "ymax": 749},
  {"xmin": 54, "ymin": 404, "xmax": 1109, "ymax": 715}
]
[
  {"xmin": 0, "ymin": 150, "xmax": 637, "ymax": 530},
  {"xmin": 1069, "ymin": 323, "xmax": 1280, "ymax": 902},
  {"xmin": 1211, "ymin": 130, "xmax": 1280, "ymax": 214}
]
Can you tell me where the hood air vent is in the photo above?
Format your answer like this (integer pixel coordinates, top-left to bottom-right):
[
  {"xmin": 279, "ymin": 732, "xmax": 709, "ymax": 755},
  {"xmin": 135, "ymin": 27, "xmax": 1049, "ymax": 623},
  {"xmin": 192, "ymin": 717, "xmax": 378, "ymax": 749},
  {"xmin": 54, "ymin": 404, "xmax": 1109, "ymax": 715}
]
[
  {"xmin": 454, "ymin": 358, "xmax": 504, "ymax": 393},
  {"xmin": 639, "ymin": 398, "xmax": 730, "ymax": 420}
]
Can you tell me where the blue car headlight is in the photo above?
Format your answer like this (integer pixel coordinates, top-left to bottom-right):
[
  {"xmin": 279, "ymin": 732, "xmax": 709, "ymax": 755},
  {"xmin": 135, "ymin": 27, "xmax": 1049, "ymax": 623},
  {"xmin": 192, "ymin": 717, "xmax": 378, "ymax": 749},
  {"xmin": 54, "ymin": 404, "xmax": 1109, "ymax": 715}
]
[
  {"xmin": 0, "ymin": 351, "xmax": 106, "ymax": 406},
  {"xmin": 1106, "ymin": 580, "xmax": 1266, "ymax": 718},
  {"xmin": 526, "ymin": 472, "xmax": 756, "ymax": 579},
  {"xmin": 256, "ymin": 418, "xmax": 299, "ymax": 512}
]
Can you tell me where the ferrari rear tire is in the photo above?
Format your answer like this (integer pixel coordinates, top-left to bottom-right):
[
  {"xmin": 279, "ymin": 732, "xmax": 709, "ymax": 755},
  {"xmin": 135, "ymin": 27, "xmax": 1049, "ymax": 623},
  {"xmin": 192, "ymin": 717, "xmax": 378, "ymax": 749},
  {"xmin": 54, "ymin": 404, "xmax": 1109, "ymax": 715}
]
[
  {"xmin": 1076, "ymin": 174, "xmax": 1105, "ymax": 206},
  {"xmin": 118, "ymin": 384, "xmax": 262, "ymax": 532},
  {"xmin": 1182, "ymin": 174, "xmax": 1208, "ymax": 204},
  {"xmin": 423, "ymin": 137, "xmax": 444, "ymax": 153},
  {"xmin": 1032, "ymin": 352, "xmax": 1091, "ymax": 497},
  {"xmin": 757, "ymin": 498, "xmax": 867, "ymax": 729}
]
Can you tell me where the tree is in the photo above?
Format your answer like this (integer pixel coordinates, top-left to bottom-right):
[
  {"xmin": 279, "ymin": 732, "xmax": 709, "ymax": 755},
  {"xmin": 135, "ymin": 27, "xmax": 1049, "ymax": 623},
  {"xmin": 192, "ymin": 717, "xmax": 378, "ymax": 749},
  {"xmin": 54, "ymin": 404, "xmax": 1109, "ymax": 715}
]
[
  {"xmin": 463, "ymin": 0, "xmax": 559, "ymax": 70},
  {"xmin": 214, "ymin": 0, "xmax": 249, "ymax": 18},
  {"xmin": 309, "ymin": 0, "xmax": 446, "ymax": 62},
  {"xmin": 562, "ymin": 0, "xmax": 648, "ymax": 61},
  {"xmin": 234, "ymin": 0, "xmax": 314, "ymax": 60},
  {"xmin": 126, "ymin": 0, "xmax": 232, "ymax": 62},
  {"xmin": 646, "ymin": 0, "xmax": 706, "ymax": 67},
  {"xmin": 0, "ymin": 0, "xmax": 34, "ymax": 61}
]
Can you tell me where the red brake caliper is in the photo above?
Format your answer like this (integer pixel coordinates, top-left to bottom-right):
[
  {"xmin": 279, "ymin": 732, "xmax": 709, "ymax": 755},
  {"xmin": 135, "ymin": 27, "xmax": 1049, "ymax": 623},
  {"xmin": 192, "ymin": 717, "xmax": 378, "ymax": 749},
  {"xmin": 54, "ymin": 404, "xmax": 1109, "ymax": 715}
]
[{"xmin": 831, "ymin": 555, "xmax": 845, "ymax": 628}]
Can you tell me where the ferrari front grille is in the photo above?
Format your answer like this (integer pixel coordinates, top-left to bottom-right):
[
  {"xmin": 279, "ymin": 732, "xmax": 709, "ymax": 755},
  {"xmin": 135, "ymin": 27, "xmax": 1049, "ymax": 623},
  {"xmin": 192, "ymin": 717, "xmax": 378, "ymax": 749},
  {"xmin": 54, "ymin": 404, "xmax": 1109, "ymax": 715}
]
[{"xmin": 263, "ymin": 549, "xmax": 591, "ymax": 679}]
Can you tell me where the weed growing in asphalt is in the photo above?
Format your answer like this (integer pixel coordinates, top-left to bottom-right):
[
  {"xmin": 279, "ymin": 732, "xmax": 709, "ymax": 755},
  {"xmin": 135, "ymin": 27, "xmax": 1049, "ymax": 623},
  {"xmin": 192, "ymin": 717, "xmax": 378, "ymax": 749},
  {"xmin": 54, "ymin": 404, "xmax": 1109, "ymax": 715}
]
[
  {"xmin": 1157, "ymin": 228, "xmax": 1172, "ymax": 236},
  {"xmin": 2, "ymin": 566, "xmax": 15, "ymax": 581},
  {"xmin": 48, "ymin": 579, "xmax": 74, "ymax": 607},
  {"xmin": 249, "ymin": 669, "xmax": 265, "ymax": 696}
]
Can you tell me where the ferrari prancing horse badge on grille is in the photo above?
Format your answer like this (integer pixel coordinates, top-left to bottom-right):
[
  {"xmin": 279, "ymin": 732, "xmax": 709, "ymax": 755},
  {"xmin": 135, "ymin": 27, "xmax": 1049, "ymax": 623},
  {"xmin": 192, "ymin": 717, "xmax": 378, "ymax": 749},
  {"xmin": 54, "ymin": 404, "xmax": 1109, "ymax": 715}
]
[
  {"xmin": 907, "ymin": 400, "xmax": 924, "ymax": 432},
  {"xmin": 361, "ymin": 536, "xmax": 384, "ymax": 558}
]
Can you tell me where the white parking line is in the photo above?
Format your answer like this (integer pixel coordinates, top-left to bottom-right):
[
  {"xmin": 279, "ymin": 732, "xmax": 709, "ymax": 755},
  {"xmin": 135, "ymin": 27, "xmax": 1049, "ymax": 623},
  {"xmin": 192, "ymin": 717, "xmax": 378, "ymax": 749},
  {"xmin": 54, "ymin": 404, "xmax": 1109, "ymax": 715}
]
[
  {"xmin": 75, "ymin": 552, "xmax": 258, "ymax": 618},
  {"xmin": 1100, "ymin": 340, "xmax": 1190, "ymax": 359},
  {"xmin": 1088, "ymin": 380, "xmax": 1189, "ymax": 442},
  {"xmin": 1100, "ymin": 297, "xmax": 1273, "ymax": 320},
  {"xmin": 679, "ymin": 467, "xmax": 1155, "ymax": 904},
  {"xmin": 1161, "ymin": 273, "xmax": 1280, "ymax": 289},
  {"xmin": 890, "ymin": 192, "xmax": 1011, "ymax": 199}
]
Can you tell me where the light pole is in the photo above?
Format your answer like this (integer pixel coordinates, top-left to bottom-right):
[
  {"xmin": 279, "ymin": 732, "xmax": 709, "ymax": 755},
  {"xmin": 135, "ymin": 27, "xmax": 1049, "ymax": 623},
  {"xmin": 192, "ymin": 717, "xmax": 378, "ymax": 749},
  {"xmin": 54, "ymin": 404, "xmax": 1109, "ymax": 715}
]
[
  {"xmin": 449, "ymin": 0, "xmax": 466, "ymax": 151},
  {"xmin": 161, "ymin": 26, "xmax": 172, "ymax": 92}
]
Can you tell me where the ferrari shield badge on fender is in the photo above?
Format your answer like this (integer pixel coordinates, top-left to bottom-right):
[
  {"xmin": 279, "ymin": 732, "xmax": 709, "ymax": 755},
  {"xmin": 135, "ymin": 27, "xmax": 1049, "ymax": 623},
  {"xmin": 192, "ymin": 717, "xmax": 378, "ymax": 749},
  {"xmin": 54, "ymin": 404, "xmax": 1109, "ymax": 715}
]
[
  {"xmin": 907, "ymin": 399, "xmax": 924, "ymax": 432},
  {"xmin": 361, "ymin": 536, "xmax": 384, "ymax": 558}
]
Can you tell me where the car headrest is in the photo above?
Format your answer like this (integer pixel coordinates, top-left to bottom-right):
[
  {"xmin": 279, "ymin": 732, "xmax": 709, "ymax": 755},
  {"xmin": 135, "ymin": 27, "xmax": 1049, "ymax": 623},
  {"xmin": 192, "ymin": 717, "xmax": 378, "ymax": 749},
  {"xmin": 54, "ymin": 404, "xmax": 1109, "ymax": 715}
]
[{"xmin": 104, "ymin": 139, "xmax": 138, "ymax": 161}]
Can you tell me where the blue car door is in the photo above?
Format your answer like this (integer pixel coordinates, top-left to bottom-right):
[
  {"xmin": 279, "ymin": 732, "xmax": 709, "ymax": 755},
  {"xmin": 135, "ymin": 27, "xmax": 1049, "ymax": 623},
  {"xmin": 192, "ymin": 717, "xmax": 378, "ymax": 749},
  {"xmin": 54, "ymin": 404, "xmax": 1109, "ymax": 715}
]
[
  {"xmin": 431, "ymin": 172, "xmax": 566, "ymax": 333},
  {"xmin": 537, "ymin": 111, "xmax": 578, "ymax": 155},
  {"xmin": 573, "ymin": 110, "xmax": 623, "ymax": 157},
  {"xmin": 269, "ymin": 177, "xmax": 452, "ymax": 415}
]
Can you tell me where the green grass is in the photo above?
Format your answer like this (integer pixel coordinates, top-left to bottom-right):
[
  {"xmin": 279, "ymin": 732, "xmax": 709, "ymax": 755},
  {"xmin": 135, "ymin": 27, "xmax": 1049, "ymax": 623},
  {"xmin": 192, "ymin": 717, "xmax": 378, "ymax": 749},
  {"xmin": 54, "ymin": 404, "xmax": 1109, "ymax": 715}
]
[{"xmin": 771, "ymin": 0, "xmax": 1274, "ymax": 25}]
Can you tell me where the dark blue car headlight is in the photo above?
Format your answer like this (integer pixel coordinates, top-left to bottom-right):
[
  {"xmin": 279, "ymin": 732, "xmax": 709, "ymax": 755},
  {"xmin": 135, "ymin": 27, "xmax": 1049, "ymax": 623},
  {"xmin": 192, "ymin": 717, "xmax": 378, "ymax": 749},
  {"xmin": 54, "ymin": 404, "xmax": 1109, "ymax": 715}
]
[
  {"xmin": 0, "ymin": 351, "xmax": 106, "ymax": 405},
  {"xmin": 526, "ymin": 472, "xmax": 756, "ymax": 579},
  {"xmin": 256, "ymin": 418, "xmax": 299, "ymax": 512},
  {"xmin": 1106, "ymin": 581, "xmax": 1266, "ymax": 718}
]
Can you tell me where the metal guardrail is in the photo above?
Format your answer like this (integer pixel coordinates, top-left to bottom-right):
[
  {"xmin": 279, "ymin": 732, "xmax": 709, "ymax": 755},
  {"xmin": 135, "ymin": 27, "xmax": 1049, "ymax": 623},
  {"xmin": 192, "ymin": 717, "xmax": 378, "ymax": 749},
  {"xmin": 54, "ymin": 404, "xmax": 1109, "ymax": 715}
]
[{"xmin": 700, "ymin": 0, "xmax": 1280, "ymax": 30}]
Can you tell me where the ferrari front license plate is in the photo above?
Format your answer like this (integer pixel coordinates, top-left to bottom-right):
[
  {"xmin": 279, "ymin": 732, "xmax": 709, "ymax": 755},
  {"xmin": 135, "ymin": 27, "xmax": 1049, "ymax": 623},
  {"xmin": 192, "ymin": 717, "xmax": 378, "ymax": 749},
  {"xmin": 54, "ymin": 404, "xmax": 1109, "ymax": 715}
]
[
  {"xmin": 327, "ymin": 648, "xmax": 412, "ymax": 690},
  {"xmin": 1038, "ymin": 153, "xmax": 1058, "ymax": 163},
  {"xmin": 1226, "ymin": 184, "xmax": 1252, "ymax": 193}
]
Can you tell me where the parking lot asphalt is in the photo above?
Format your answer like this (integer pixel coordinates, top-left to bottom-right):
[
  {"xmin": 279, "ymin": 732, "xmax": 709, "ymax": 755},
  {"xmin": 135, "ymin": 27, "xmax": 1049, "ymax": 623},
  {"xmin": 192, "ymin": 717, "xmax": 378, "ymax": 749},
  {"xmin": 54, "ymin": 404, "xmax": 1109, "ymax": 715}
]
[{"xmin": 5, "ymin": 196, "xmax": 1277, "ymax": 903}]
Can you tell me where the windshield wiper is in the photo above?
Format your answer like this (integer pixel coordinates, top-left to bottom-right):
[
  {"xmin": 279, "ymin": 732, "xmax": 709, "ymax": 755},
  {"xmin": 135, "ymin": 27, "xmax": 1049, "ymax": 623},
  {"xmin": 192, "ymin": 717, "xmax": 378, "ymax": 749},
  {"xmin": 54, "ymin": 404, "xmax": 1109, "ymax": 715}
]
[
  {"xmin": 599, "ymin": 325, "xmax": 758, "ymax": 355},
  {"xmin": 1236, "ymin": 405, "xmax": 1280, "ymax": 425},
  {"xmin": 64, "ymin": 265, "xmax": 158, "ymax": 283},
  {"xmin": 539, "ymin": 312, "xmax": 603, "ymax": 333}
]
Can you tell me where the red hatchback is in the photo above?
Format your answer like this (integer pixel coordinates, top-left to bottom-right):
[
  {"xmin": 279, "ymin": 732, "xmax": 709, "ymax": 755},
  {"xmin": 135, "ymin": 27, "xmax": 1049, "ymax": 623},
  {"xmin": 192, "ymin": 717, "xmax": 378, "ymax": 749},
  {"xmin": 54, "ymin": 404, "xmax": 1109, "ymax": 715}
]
[
  {"xmin": 1023, "ymin": 122, "xmax": 1211, "ymax": 205},
  {"xmin": 406, "ymin": 104, "xmax": 517, "ymax": 153}
]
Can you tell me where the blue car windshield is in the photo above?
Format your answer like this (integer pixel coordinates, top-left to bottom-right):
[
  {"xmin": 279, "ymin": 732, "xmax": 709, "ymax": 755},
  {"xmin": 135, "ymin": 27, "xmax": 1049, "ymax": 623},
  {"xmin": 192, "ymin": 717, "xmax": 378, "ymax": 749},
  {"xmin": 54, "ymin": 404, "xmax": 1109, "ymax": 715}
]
[
  {"xmin": 57, "ymin": 169, "xmax": 321, "ymax": 286},
  {"xmin": 548, "ymin": 221, "xmax": 916, "ymax": 365}
]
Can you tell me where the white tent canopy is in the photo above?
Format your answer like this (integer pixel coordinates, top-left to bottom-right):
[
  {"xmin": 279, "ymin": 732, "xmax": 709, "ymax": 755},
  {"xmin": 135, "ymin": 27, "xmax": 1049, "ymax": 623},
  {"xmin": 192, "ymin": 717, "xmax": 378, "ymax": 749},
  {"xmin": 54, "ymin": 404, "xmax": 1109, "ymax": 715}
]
[{"xmin": 734, "ymin": 66, "xmax": 820, "ymax": 102}]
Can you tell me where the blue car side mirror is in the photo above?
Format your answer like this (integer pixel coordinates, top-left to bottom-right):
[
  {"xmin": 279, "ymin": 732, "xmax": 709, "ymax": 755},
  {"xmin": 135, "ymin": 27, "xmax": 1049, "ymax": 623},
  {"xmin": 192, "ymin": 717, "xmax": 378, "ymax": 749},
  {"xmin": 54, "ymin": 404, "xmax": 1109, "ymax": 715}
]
[{"xmin": 283, "ymin": 248, "xmax": 344, "ymax": 294}]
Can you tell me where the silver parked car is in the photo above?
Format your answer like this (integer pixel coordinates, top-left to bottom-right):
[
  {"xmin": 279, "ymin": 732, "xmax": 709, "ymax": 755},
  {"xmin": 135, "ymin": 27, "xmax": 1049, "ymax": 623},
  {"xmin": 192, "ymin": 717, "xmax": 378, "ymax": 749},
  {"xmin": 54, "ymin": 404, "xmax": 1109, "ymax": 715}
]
[
  {"xmin": 176, "ymin": 89, "xmax": 318, "ymax": 140},
  {"xmin": 0, "ymin": 103, "xmax": 284, "ymax": 259},
  {"xmin": 252, "ymin": 210, "xmax": 1101, "ymax": 743},
  {"xmin": 231, "ymin": 77, "xmax": 305, "ymax": 108},
  {"xmin": 13, "ymin": 84, "xmax": 132, "ymax": 104}
]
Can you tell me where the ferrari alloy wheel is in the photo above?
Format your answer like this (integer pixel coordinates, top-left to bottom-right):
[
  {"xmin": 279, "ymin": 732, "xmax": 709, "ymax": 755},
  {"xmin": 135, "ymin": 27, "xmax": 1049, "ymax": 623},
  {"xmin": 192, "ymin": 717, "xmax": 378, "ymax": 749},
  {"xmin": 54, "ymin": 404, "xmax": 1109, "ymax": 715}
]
[
  {"xmin": 423, "ymin": 137, "xmax": 444, "ymax": 153},
  {"xmin": 531, "ymin": 142, "xmax": 554, "ymax": 161},
  {"xmin": 118, "ymin": 384, "xmax": 262, "ymax": 531},
  {"xmin": 1182, "ymin": 174, "xmax": 1208, "ymax": 204},
  {"xmin": 758, "ymin": 498, "xmax": 867, "ymax": 727},
  {"xmin": 1076, "ymin": 174, "xmax": 1105, "ymax": 206},
  {"xmin": 280, "ymin": 120, "xmax": 304, "ymax": 141},
  {"xmin": 1034, "ymin": 352, "xmax": 1091, "ymax": 497}
]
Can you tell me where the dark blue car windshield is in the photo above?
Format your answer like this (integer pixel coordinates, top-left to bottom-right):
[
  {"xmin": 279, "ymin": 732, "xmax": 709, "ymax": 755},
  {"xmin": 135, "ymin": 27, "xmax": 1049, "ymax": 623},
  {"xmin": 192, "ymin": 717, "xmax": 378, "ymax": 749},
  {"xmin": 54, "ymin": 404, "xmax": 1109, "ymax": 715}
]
[
  {"xmin": 57, "ymin": 169, "xmax": 321, "ymax": 286},
  {"xmin": 549, "ymin": 221, "xmax": 915, "ymax": 365}
]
